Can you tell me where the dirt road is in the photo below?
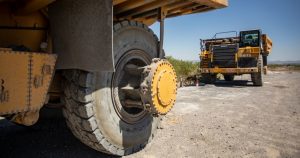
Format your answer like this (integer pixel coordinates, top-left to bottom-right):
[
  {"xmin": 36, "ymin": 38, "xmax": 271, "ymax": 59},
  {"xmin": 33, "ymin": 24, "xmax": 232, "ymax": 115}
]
[{"xmin": 1, "ymin": 71, "xmax": 299, "ymax": 158}]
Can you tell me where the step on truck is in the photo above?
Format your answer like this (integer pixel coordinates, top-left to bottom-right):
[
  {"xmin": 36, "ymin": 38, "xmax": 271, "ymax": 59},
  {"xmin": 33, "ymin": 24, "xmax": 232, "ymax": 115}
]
[
  {"xmin": 199, "ymin": 30, "xmax": 272, "ymax": 86},
  {"xmin": 0, "ymin": 0, "xmax": 228, "ymax": 155}
]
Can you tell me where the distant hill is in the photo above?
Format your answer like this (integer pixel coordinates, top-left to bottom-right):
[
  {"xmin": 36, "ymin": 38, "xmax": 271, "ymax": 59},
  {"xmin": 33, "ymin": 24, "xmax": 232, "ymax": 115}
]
[
  {"xmin": 174, "ymin": 59, "xmax": 300, "ymax": 65},
  {"xmin": 269, "ymin": 60, "xmax": 300, "ymax": 65},
  {"xmin": 194, "ymin": 60, "xmax": 300, "ymax": 65}
]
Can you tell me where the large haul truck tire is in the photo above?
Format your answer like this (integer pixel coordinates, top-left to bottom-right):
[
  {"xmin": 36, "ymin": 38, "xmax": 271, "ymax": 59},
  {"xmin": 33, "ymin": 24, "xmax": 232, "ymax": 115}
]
[
  {"xmin": 62, "ymin": 21, "xmax": 160, "ymax": 155},
  {"xmin": 224, "ymin": 74, "xmax": 234, "ymax": 81},
  {"xmin": 251, "ymin": 55, "xmax": 263, "ymax": 86}
]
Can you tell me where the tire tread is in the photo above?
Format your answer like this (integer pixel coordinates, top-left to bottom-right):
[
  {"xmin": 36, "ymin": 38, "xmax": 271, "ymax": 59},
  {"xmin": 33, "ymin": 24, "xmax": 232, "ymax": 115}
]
[{"xmin": 62, "ymin": 20, "xmax": 158, "ymax": 155}]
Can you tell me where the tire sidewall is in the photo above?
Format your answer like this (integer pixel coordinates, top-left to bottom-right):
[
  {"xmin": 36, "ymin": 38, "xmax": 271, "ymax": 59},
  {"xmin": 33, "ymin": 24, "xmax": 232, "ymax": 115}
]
[{"xmin": 93, "ymin": 22, "xmax": 160, "ymax": 151}]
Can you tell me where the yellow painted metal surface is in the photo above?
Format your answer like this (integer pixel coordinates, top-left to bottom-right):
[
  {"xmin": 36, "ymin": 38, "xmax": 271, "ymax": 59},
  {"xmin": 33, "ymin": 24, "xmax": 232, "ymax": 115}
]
[
  {"xmin": 0, "ymin": 4, "xmax": 47, "ymax": 51},
  {"xmin": 150, "ymin": 60, "xmax": 177, "ymax": 114},
  {"xmin": 0, "ymin": 51, "xmax": 27, "ymax": 113},
  {"xmin": 0, "ymin": 50, "xmax": 57, "ymax": 115},
  {"xmin": 237, "ymin": 47, "xmax": 260, "ymax": 58},
  {"xmin": 15, "ymin": 0, "xmax": 55, "ymax": 14},
  {"xmin": 12, "ymin": 110, "xmax": 40, "ymax": 126},
  {"xmin": 0, "ymin": 0, "xmax": 228, "ymax": 23},
  {"xmin": 200, "ymin": 67, "xmax": 258, "ymax": 74},
  {"xmin": 200, "ymin": 46, "xmax": 261, "ymax": 71},
  {"xmin": 199, "ymin": 50, "xmax": 211, "ymax": 68},
  {"xmin": 113, "ymin": 0, "xmax": 228, "ymax": 25},
  {"xmin": 262, "ymin": 34, "xmax": 273, "ymax": 54},
  {"xmin": 200, "ymin": 50, "xmax": 211, "ymax": 58}
]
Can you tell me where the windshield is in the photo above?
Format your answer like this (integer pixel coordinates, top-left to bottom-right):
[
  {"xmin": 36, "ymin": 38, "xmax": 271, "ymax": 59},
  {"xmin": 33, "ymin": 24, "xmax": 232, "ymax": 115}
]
[{"xmin": 240, "ymin": 31, "xmax": 260, "ymax": 47}]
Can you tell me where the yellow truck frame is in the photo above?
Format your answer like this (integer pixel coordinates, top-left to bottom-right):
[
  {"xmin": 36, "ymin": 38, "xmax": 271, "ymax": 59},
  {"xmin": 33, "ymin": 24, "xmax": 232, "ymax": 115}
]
[{"xmin": 0, "ymin": 0, "xmax": 228, "ymax": 156}]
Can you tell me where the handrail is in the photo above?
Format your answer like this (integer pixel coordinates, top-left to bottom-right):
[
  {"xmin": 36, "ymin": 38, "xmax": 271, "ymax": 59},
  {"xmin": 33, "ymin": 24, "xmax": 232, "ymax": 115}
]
[{"xmin": 212, "ymin": 31, "xmax": 238, "ymax": 39}]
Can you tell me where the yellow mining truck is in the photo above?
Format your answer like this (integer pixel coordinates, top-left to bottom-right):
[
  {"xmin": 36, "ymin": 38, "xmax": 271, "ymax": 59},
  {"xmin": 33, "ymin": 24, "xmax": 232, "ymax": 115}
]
[
  {"xmin": 0, "ymin": 0, "xmax": 228, "ymax": 155},
  {"xmin": 199, "ymin": 30, "xmax": 272, "ymax": 86}
]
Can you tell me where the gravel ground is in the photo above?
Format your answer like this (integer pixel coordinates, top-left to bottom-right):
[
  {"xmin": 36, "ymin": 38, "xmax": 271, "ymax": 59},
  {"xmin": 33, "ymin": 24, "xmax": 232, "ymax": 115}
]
[{"xmin": 0, "ymin": 71, "xmax": 299, "ymax": 158}]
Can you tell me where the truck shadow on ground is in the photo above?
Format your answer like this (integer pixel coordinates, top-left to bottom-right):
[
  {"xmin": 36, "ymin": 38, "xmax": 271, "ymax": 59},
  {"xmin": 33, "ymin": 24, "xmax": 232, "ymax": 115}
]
[
  {"xmin": 0, "ymin": 108, "xmax": 119, "ymax": 158},
  {"xmin": 213, "ymin": 80, "xmax": 253, "ymax": 87}
]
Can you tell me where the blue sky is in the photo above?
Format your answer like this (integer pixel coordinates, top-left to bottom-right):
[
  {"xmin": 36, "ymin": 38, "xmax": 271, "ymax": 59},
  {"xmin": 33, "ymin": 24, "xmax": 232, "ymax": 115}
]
[{"xmin": 150, "ymin": 0, "xmax": 300, "ymax": 61}]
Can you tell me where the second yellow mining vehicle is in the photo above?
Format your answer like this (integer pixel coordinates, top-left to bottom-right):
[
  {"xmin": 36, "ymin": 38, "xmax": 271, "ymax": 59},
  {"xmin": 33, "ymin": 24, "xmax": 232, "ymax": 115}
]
[{"xmin": 199, "ymin": 30, "xmax": 272, "ymax": 86}]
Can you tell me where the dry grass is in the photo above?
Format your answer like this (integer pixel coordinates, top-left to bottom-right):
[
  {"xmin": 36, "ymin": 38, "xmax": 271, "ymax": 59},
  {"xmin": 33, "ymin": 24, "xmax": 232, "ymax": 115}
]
[{"xmin": 268, "ymin": 64, "xmax": 300, "ymax": 71}]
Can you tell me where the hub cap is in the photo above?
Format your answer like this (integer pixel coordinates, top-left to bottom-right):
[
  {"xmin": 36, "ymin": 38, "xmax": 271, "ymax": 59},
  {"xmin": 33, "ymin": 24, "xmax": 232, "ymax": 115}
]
[
  {"xmin": 112, "ymin": 53, "xmax": 177, "ymax": 124},
  {"xmin": 141, "ymin": 58, "xmax": 177, "ymax": 114}
]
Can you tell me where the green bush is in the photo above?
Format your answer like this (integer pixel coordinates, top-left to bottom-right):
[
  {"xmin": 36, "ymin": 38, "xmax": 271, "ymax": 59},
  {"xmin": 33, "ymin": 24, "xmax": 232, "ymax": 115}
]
[{"xmin": 166, "ymin": 56, "xmax": 199, "ymax": 77}]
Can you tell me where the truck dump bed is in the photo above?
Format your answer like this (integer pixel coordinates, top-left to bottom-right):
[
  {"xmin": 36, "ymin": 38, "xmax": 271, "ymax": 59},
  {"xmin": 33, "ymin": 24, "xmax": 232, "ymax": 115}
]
[
  {"xmin": 262, "ymin": 34, "xmax": 272, "ymax": 54},
  {"xmin": 113, "ymin": 0, "xmax": 228, "ymax": 25}
]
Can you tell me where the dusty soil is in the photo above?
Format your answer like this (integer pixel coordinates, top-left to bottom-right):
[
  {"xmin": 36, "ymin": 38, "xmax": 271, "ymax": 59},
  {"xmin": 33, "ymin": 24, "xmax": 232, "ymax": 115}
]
[{"xmin": 1, "ymin": 71, "xmax": 299, "ymax": 158}]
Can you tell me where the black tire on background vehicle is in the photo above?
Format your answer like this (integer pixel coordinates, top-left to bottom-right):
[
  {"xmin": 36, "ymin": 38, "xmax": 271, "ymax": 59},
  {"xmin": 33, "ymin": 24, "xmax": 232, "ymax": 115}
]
[
  {"xmin": 251, "ymin": 55, "xmax": 263, "ymax": 86},
  {"xmin": 62, "ymin": 21, "xmax": 160, "ymax": 156},
  {"xmin": 224, "ymin": 74, "xmax": 234, "ymax": 81},
  {"xmin": 201, "ymin": 74, "xmax": 217, "ymax": 84}
]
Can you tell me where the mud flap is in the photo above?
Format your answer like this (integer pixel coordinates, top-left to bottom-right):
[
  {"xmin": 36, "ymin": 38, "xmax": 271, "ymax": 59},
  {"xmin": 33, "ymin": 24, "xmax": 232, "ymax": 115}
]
[{"xmin": 49, "ymin": 0, "xmax": 113, "ymax": 72}]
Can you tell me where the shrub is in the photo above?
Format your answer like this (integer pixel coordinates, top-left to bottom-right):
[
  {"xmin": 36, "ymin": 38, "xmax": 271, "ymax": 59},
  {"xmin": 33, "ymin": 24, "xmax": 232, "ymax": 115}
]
[{"xmin": 166, "ymin": 56, "xmax": 199, "ymax": 78}]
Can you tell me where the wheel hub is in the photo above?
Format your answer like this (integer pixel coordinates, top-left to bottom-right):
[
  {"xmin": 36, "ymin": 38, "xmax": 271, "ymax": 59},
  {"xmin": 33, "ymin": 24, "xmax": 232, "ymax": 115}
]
[
  {"xmin": 141, "ymin": 58, "xmax": 177, "ymax": 115},
  {"xmin": 113, "ymin": 54, "xmax": 177, "ymax": 124}
]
